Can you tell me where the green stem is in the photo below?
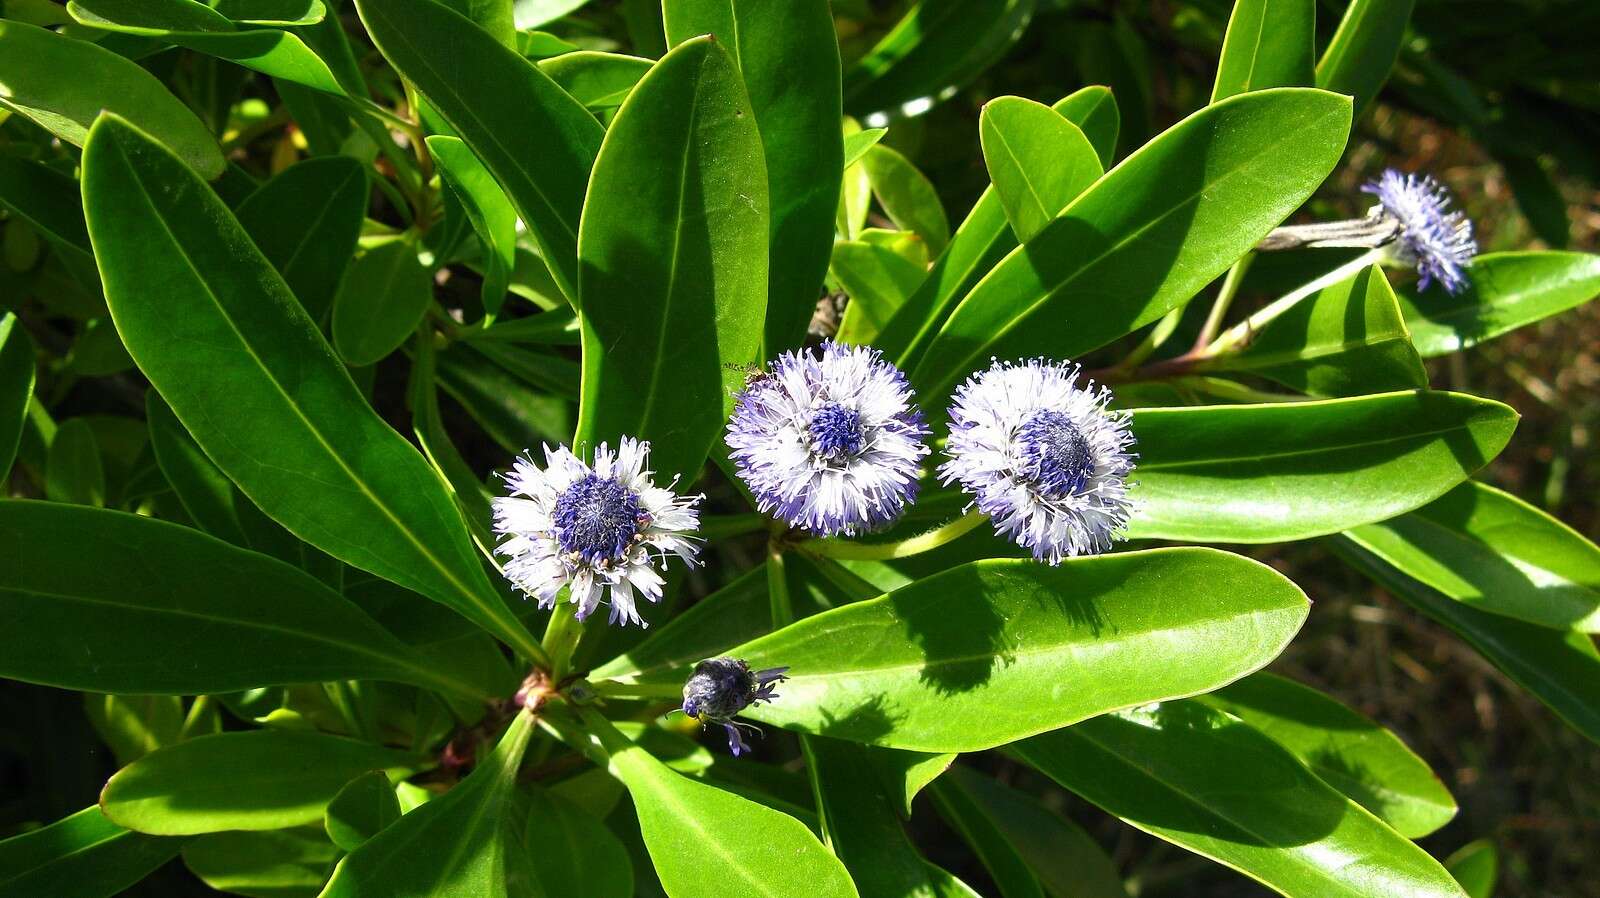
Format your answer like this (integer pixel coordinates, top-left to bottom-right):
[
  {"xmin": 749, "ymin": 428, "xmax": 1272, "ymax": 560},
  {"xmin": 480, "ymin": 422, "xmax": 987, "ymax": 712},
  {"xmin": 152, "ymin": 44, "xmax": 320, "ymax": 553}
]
[
  {"xmin": 767, "ymin": 543, "xmax": 793, "ymax": 627},
  {"xmin": 1192, "ymin": 253, "xmax": 1254, "ymax": 352},
  {"xmin": 1208, "ymin": 247, "xmax": 1386, "ymax": 354},
  {"xmin": 179, "ymin": 695, "xmax": 215, "ymax": 740},
  {"xmin": 592, "ymin": 679, "xmax": 684, "ymax": 699},
  {"xmin": 1119, "ymin": 306, "xmax": 1184, "ymax": 371},
  {"xmin": 800, "ymin": 510, "xmax": 988, "ymax": 561},
  {"xmin": 1169, "ymin": 376, "xmax": 1322, "ymax": 404},
  {"xmin": 542, "ymin": 603, "xmax": 584, "ymax": 679}
]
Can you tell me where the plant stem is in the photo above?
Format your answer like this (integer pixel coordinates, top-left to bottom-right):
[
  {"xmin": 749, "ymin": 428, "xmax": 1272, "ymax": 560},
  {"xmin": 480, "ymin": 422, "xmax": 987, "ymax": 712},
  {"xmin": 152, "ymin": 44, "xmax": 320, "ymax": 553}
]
[
  {"xmin": 542, "ymin": 603, "xmax": 584, "ymax": 679},
  {"xmin": 1192, "ymin": 253, "xmax": 1254, "ymax": 352},
  {"xmin": 799, "ymin": 509, "xmax": 988, "ymax": 561},
  {"xmin": 1207, "ymin": 247, "xmax": 1388, "ymax": 355},
  {"xmin": 179, "ymin": 695, "xmax": 215, "ymax": 740},
  {"xmin": 767, "ymin": 542, "xmax": 793, "ymax": 627},
  {"xmin": 592, "ymin": 679, "xmax": 684, "ymax": 699}
]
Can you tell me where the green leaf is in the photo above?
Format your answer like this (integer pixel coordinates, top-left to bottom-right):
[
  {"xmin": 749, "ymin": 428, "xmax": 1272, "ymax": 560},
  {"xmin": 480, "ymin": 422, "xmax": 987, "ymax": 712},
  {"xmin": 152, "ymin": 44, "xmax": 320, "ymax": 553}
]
[
  {"xmin": 427, "ymin": 136, "xmax": 518, "ymax": 318},
  {"xmin": 66, "ymin": 0, "xmax": 345, "ymax": 94},
  {"xmin": 842, "ymin": 127, "xmax": 888, "ymax": 168},
  {"xmin": 928, "ymin": 776, "xmax": 1043, "ymax": 898},
  {"xmin": 868, "ymin": 748, "xmax": 955, "ymax": 819},
  {"xmin": 148, "ymin": 390, "xmax": 278, "ymax": 555},
  {"xmin": 1014, "ymin": 704, "xmax": 1470, "ymax": 898},
  {"xmin": 0, "ymin": 500, "xmax": 493, "ymax": 699},
  {"xmin": 1211, "ymin": 0, "xmax": 1315, "ymax": 102},
  {"xmin": 1497, "ymin": 154, "xmax": 1568, "ymax": 249},
  {"xmin": 0, "ymin": 807, "xmax": 182, "ymax": 898},
  {"xmin": 1206, "ymin": 265, "xmax": 1427, "ymax": 397},
  {"xmin": 64, "ymin": 318, "xmax": 134, "ymax": 377},
  {"xmin": 321, "ymin": 712, "xmax": 537, "ymax": 897},
  {"xmin": 809, "ymin": 736, "xmax": 983, "ymax": 898},
  {"xmin": 1196, "ymin": 672, "xmax": 1456, "ymax": 838},
  {"xmin": 832, "ymin": 231, "xmax": 930, "ymax": 345},
  {"xmin": 515, "ymin": 0, "xmax": 588, "ymax": 30},
  {"xmin": 537, "ymin": 51, "xmax": 651, "ymax": 112},
  {"xmin": 1315, "ymin": 0, "xmax": 1415, "ymax": 117},
  {"xmin": 0, "ymin": 157, "xmax": 95, "ymax": 264},
  {"xmin": 581, "ymin": 711, "xmax": 858, "ymax": 898},
  {"xmin": 325, "ymin": 772, "xmax": 402, "ymax": 852},
  {"xmin": 592, "ymin": 564, "xmax": 770, "ymax": 682},
  {"xmin": 437, "ymin": 0, "xmax": 515, "ymax": 47},
  {"xmin": 434, "ymin": 341, "xmax": 573, "ymax": 451},
  {"xmin": 520, "ymin": 786, "xmax": 634, "ymax": 898},
  {"xmin": 102, "ymin": 731, "xmax": 415, "ymax": 835},
  {"xmin": 574, "ymin": 36, "xmax": 768, "ymax": 483},
  {"xmin": 235, "ymin": 156, "xmax": 368, "ymax": 324},
  {"xmin": 0, "ymin": 20, "xmax": 224, "ymax": 179},
  {"xmin": 331, "ymin": 238, "xmax": 433, "ymax": 366},
  {"xmin": 1446, "ymin": 839, "xmax": 1497, "ymax": 898},
  {"xmin": 0, "ymin": 314, "xmax": 36, "ymax": 478},
  {"xmin": 861, "ymin": 144, "xmax": 950, "ymax": 256},
  {"xmin": 214, "ymin": 0, "xmax": 327, "ymax": 26},
  {"xmin": 1125, "ymin": 390, "xmax": 1518, "ymax": 543},
  {"xmin": 84, "ymin": 694, "xmax": 184, "ymax": 766},
  {"xmin": 722, "ymin": 549, "xmax": 1307, "ymax": 752},
  {"xmin": 1345, "ymin": 480, "xmax": 1600, "ymax": 632},
  {"xmin": 1398, "ymin": 251, "xmax": 1600, "ymax": 357},
  {"xmin": 664, "ymin": 0, "xmax": 843, "ymax": 355},
  {"xmin": 1052, "ymin": 85, "xmax": 1120, "ymax": 169},
  {"xmin": 1332, "ymin": 535, "xmax": 1600, "ymax": 745},
  {"xmin": 184, "ymin": 826, "xmax": 339, "ymax": 898},
  {"xmin": 45, "ymin": 417, "xmax": 105, "ymax": 506},
  {"xmin": 81, "ymin": 114, "xmax": 541, "ymax": 662},
  {"xmin": 355, "ymin": 0, "xmax": 603, "ymax": 303},
  {"xmin": 913, "ymin": 88, "xmax": 1351, "ymax": 401},
  {"xmin": 979, "ymin": 96, "xmax": 1103, "ymax": 244},
  {"xmin": 938, "ymin": 766, "xmax": 1130, "ymax": 898}
]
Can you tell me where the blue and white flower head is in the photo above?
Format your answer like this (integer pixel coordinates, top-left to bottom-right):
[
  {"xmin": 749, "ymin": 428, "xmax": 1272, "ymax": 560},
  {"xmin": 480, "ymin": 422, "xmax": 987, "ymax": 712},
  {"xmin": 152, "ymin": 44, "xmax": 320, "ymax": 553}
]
[
  {"xmin": 1363, "ymin": 168, "xmax": 1477, "ymax": 295},
  {"xmin": 493, "ymin": 438, "xmax": 700, "ymax": 628},
  {"xmin": 681, "ymin": 658, "xmax": 788, "ymax": 756},
  {"xmin": 726, "ymin": 340, "xmax": 930, "ymax": 537},
  {"xmin": 940, "ymin": 359, "xmax": 1135, "ymax": 564}
]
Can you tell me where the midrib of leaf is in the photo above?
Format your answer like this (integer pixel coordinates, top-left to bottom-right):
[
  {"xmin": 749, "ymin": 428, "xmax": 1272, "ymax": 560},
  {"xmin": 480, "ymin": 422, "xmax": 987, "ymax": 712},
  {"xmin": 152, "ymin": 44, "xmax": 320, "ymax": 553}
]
[
  {"xmin": 1315, "ymin": 0, "xmax": 1375, "ymax": 85},
  {"xmin": 1135, "ymin": 417, "xmax": 1486, "ymax": 472},
  {"xmin": 260, "ymin": 163, "xmax": 360, "ymax": 287},
  {"xmin": 988, "ymin": 118, "xmax": 1051, "ymax": 231},
  {"xmin": 925, "ymin": 100, "xmax": 1344, "ymax": 395},
  {"xmin": 0, "ymin": 815, "xmax": 133, "ymax": 882}
]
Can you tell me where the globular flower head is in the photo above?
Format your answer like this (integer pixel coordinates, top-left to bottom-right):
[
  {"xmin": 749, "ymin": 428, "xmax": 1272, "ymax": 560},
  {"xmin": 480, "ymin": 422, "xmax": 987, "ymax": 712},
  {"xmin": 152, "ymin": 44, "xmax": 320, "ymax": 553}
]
[
  {"xmin": 681, "ymin": 658, "xmax": 788, "ymax": 756},
  {"xmin": 1363, "ymin": 168, "xmax": 1477, "ymax": 295},
  {"xmin": 493, "ymin": 438, "xmax": 700, "ymax": 628},
  {"xmin": 726, "ymin": 340, "xmax": 930, "ymax": 537},
  {"xmin": 940, "ymin": 359, "xmax": 1135, "ymax": 564}
]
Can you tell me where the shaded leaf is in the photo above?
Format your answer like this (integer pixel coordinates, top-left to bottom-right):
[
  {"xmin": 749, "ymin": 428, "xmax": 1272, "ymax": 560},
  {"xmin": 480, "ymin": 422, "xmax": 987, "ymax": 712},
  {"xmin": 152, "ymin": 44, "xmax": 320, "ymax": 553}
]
[
  {"xmin": 537, "ymin": 51, "xmax": 651, "ymax": 112},
  {"xmin": 519, "ymin": 786, "xmax": 634, "ymax": 898},
  {"xmin": 1315, "ymin": 0, "xmax": 1415, "ymax": 116},
  {"xmin": 185, "ymin": 825, "xmax": 340, "ymax": 898},
  {"xmin": 235, "ymin": 156, "xmax": 368, "ymax": 324},
  {"xmin": 0, "ymin": 314, "xmax": 37, "ymax": 478},
  {"xmin": 0, "ymin": 807, "xmax": 182, "ymax": 898},
  {"xmin": 325, "ymin": 772, "xmax": 402, "ymax": 852},
  {"xmin": 331, "ymin": 237, "xmax": 433, "ymax": 366},
  {"xmin": 45, "ymin": 417, "xmax": 104, "ymax": 507},
  {"xmin": 861, "ymin": 144, "xmax": 949, "ymax": 256},
  {"xmin": 1398, "ymin": 251, "xmax": 1600, "ymax": 357}
]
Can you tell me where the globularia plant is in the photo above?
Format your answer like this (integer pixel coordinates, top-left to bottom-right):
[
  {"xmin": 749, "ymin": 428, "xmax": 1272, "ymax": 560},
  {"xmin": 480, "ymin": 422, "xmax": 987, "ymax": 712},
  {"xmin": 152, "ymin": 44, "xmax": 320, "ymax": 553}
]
[{"xmin": 0, "ymin": 0, "xmax": 1595, "ymax": 896}]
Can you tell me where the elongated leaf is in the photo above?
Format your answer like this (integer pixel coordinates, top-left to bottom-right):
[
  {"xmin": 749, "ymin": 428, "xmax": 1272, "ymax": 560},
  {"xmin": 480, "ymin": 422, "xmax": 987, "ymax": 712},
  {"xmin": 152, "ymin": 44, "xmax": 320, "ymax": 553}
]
[
  {"xmin": 85, "ymin": 694, "xmax": 184, "ymax": 766},
  {"xmin": 321, "ymin": 712, "xmax": 536, "ymax": 897},
  {"xmin": 979, "ymin": 96, "xmax": 1103, "ymax": 243},
  {"xmin": 216, "ymin": 0, "xmax": 327, "ymax": 26},
  {"xmin": 843, "ymin": 128, "xmax": 888, "ymax": 168},
  {"xmin": 537, "ymin": 51, "xmax": 651, "ymax": 112},
  {"xmin": 0, "ymin": 20, "xmax": 223, "ymax": 179},
  {"xmin": 427, "ymin": 136, "xmax": 518, "ymax": 318},
  {"xmin": 1211, "ymin": 0, "xmax": 1315, "ymax": 101},
  {"xmin": 81, "ymin": 114, "xmax": 540, "ymax": 661},
  {"xmin": 1015, "ymin": 704, "xmax": 1469, "ymax": 898},
  {"xmin": 664, "ymin": 0, "xmax": 842, "ymax": 354},
  {"xmin": 0, "ymin": 501, "xmax": 493, "ymax": 699},
  {"xmin": 1346, "ymin": 480, "xmax": 1600, "ymax": 631},
  {"xmin": 940, "ymin": 766, "xmax": 1129, "ymax": 898},
  {"xmin": 1446, "ymin": 839, "xmax": 1497, "ymax": 898},
  {"xmin": 1398, "ymin": 251, "xmax": 1600, "ymax": 356},
  {"xmin": 1207, "ymin": 265, "xmax": 1427, "ymax": 396},
  {"xmin": 832, "ymin": 231, "xmax": 930, "ymax": 344},
  {"xmin": 355, "ymin": 0, "xmax": 602, "ymax": 302},
  {"xmin": 437, "ymin": 0, "xmax": 514, "ymax": 46},
  {"xmin": 325, "ymin": 772, "xmax": 402, "ymax": 852},
  {"xmin": 148, "ymin": 390, "xmax": 251, "ymax": 548},
  {"xmin": 721, "ymin": 549, "xmax": 1307, "ymax": 752},
  {"xmin": 184, "ymin": 826, "xmax": 340, "ymax": 898},
  {"xmin": 235, "ymin": 156, "xmax": 367, "ymax": 324},
  {"xmin": 1197, "ymin": 673, "xmax": 1456, "ymax": 838},
  {"xmin": 929, "ymin": 777, "xmax": 1043, "ymax": 898},
  {"xmin": 574, "ymin": 37, "xmax": 768, "ymax": 483},
  {"xmin": 913, "ymin": 88, "xmax": 1350, "ymax": 402},
  {"xmin": 1315, "ymin": 0, "xmax": 1414, "ymax": 116},
  {"xmin": 1332, "ymin": 536, "xmax": 1600, "ymax": 745},
  {"xmin": 520, "ymin": 786, "xmax": 634, "ymax": 898},
  {"xmin": 862, "ymin": 144, "xmax": 950, "ymax": 256},
  {"xmin": 1053, "ymin": 85, "xmax": 1119, "ymax": 169},
  {"xmin": 0, "ymin": 314, "xmax": 36, "ymax": 478},
  {"xmin": 102, "ymin": 731, "xmax": 415, "ymax": 835},
  {"xmin": 0, "ymin": 807, "xmax": 181, "ymax": 898},
  {"xmin": 332, "ymin": 238, "xmax": 433, "ymax": 366},
  {"xmin": 0, "ymin": 157, "xmax": 94, "ymax": 264},
  {"xmin": 45, "ymin": 417, "xmax": 104, "ymax": 506},
  {"xmin": 1125, "ymin": 390, "xmax": 1517, "ymax": 543}
]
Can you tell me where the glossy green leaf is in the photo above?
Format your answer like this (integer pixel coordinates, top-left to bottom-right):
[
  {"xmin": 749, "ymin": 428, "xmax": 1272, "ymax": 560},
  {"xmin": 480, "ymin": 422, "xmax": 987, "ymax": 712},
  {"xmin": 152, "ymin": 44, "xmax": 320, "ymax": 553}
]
[
  {"xmin": 66, "ymin": 0, "xmax": 344, "ymax": 94},
  {"xmin": 537, "ymin": 51, "xmax": 651, "ymax": 112},
  {"xmin": 184, "ymin": 826, "xmax": 339, "ymax": 898},
  {"xmin": 81, "ymin": 114, "xmax": 540, "ymax": 662},
  {"xmin": 1398, "ymin": 252, "xmax": 1600, "ymax": 357},
  {"xmin": 582, "ymin": 711, "xmax": 858, "ymax": 898},
  {"xmin": 939, "ymin": 766, "xmax": 1129, "ymax": 898},
  {"xmin": 235, "ymin": 156, "xmax": 368, "ymax": 324},
  {"xmin": 437, "ymin": 0, "xmax": 515, "ymax": 46},
  {"xmin": 1332, "ymin": 535, "xmax": 1600, "ymax": 745},
  {"xmin": 355, "ymin": 0, "xmax": 603, "ymax": 302},
  {"xmin": 1197, "ymin": 672, "xmax": 1456, "ymax": 838},
  {"xmin": 913, "ymin": 88, "xmax": 1351, "ymax": 401},
  {"xmin": 0, "ymin": 20, "xmax": 223, "ymax": 179},
  {"xmin": 664, "ymin": 0, "xmax": 842, "ymax": 354},
  {"xmin": 869, "ymin": 748, "xmax": 955, "ymax": 819},
  {"xmin": 843, "ymin": 127, "xmax": 888, "ymax": 168},
  {"xmin": 1315, "ymin": 0, "xmax": 1415, "ymax": 116},
  {"xmin": 84, "ymin": 694, "xmax": 184, "ymax": 766},
  {"xmin": 574, "ymin": 37, "xmax": 768, "ymax": 483},
  {"xmin": 1446, "ymin": 839, "xmax": 1497, "ymax": 898},
  {"xmin": 427, "ymin": 136, "xmax": 517, "ymax": 318},
  {"xmin": 721, "ymin": 549, "xmax": 1307, "ymax": 752},
  {"xmin": 1211, "ymin": 0, "xmax": 1315, "ymax": 102},
  {"xmin": 1346, "ymin": 480, "xmax": 1600, "ymax": 631},
  {"xmin": 515, "ymin": 0, "xmax": 588, "ymax": 29},
  {"xmin": 861, "ymin": 144, "xmax": 950, "ymax": 256},
  {"xmin": 1125, "ymin": 390, "xmax": 1517, "ymax": 543},
  {"xmin": 832, "ymin": 231, "xmax": 930, "ymax": 345},
  {"xmin": 325, "ymin": 772, "xmax": 402, "ymax": 852},
  {"xmin": 0, "ymin": 157, "xmax": 94, "ymax": 264},
  {"xmin": 0, "ymin": 807, "xmax": 182, "ymax": 898},
  {"xmin": 520, "ymin": 786, "xmax": 634, "ymax": 898},
  {"xmin": 1052, "ymin": 85, "xmax": 1120, "ymax": 169},
  {"xmin": 979, "ymin": 96, "xmax": 1103, "ymax": 243},
  {"xmin": 1207, "ymin": 265, "xmax": 1427, "ymax": 397},
  {"xmin": 331, "ymin": 238, "xmax": 433, "ymax": 366},
  {"xmin": 0, "ymin": 501, "xmax": 493, "ymax": 699},
  {"xmin": 1015, "ymin": 704, "xmax": 1470, "ymax": 898},
  {"xmin": 45, "ymin": 417, "xmax": 104, "ymax": 506},
  {"xmin": 321, "ymin": 712, "xmax": 536, "ymax": 897},
  {"xmin": 0, "ymin": 314, "xmax": 36, "ymax": 477},
  {"xmin": 215, "ymin": 0, "xmax": 327, "ymax": 26},
  {"xmin": 102, "ymin": 731, "xmax": 415, "ymax": 835}
]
